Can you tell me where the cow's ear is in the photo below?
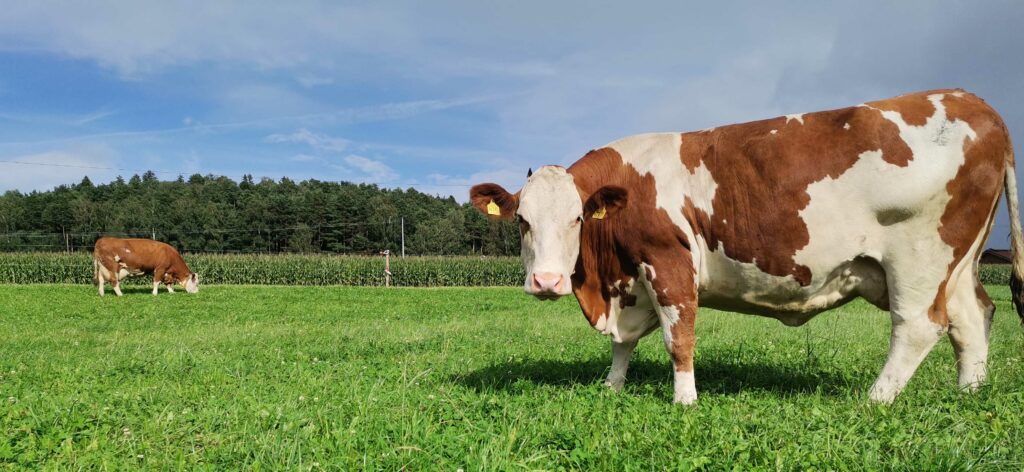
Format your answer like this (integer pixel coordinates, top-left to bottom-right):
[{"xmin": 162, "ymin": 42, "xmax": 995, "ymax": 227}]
[
  {"xmin": 470, "ymin": 183, "xmax": 518, "ymax": 220},
  {"xmin": 584, "ymin": 186, "xmax": 628, "ymax": 220}
]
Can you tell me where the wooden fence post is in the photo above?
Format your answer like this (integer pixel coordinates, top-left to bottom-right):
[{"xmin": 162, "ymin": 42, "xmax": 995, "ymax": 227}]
[{"xmin": 380, "ymin": 249, "xmax": 391, "ymax": 287}]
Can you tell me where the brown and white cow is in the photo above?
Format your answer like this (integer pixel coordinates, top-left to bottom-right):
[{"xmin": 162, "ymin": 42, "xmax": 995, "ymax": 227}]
[
  {"xmin": 471, "ymin": 89, "xmax": 1024, "ymax": 404},
  {"xmin": 93, "ymin": 237, "xmax": 199, "ymax": 296}
]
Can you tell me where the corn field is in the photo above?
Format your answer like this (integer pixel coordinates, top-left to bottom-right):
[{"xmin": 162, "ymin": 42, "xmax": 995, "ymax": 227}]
[
  {"xmin": 0, "ymin": 252, "xmax": 524, "ymax": 287},
  {"xmin": 0, "ymin": 252, "xmax": 1015, "ymax": 287}
]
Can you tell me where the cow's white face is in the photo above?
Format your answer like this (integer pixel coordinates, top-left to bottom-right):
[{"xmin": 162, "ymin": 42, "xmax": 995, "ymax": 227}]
[
  {"xmin": 185, "ymin": 273, "xmax": 199, "ymax": 293},
  {"xmin": 470, "ymin": 166, "xmax": 583, "ymax": 300},
  {"xmin": 516, "ymin": 167, "xmax": 583, "ymax": 299}
]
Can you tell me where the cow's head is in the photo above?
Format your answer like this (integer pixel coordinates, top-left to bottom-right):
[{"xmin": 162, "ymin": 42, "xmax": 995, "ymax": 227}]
[
  {"xmin": 471, "ymin": 166, "xmax": 628, "ymax": 300},
  {"xmin": 184, "ymin": 273, "xmax": 200, "ymax": 293}
]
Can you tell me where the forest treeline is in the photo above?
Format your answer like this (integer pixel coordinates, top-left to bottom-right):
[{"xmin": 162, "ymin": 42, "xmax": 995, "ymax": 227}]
[{"xmin": 0, "ymin": 172, "xmax": 521, "ymax": 255}]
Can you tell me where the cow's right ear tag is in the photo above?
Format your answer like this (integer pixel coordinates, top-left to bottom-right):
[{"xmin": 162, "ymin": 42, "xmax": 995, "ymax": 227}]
[
  {"xmin": 486, "ymin": 200, "xmax": 501, "ymax": 216},
  {"xmin": 592, "ymin": 207, "xmax": 607, "ymax": 219}
]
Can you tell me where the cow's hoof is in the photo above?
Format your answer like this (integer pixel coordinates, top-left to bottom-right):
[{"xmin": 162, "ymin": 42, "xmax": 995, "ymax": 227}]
[
  {"xmin": 867, "ymin": 386, "xmax": 897, "ymax": 404},
  {"xmin": 604, "ymin": 378, "xmax": 625, "ymax": 392},
  {"xmin": 673, "ymin": 397, "xmax": 697, "ymax": 406}
]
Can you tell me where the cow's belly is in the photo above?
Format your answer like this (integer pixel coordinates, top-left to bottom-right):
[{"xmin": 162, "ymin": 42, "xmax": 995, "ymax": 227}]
[
  {"xmin": 698, "ymin": 251, "xmax": 888, "ymax": 326},
  {"xmin": 116, "ymin": 262, "xmax": 146, "ymax": 280},
  {"xmin": 600, "ymin": 279, "xmax": 659, "ymax": 343},
  {"xmin": 118, "ymin": 268, "xmax": 145, "ymax": 279}
]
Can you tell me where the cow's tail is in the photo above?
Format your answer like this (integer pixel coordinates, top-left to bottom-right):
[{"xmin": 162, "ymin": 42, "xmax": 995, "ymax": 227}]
[
  {"xmin": 1004, "ymin": 149, "xmax": 1024, "ymax": 323},
  {"xmin": 92, "ymin": 257, "xmax": 100, "ymax": 286}
]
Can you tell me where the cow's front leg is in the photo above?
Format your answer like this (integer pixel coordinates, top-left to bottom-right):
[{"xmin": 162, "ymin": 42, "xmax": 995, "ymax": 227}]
[
  {"xmin": 152, "ymin": 269, "xmax": 166, "ymax": 296},
  {"xmin": 166, "ymin": 284, "xmax": 175, "ymax": 293},
  {"xmin": 657, "ymin": 302, "xmax": 698, "ymax": 404},
  {"xmin": 605, "ymin": 339, "xmax": 638, "ymax": 392},
  {"xmin": 640, "ymin": 260, "xmax": 699, "ymax": 405}
]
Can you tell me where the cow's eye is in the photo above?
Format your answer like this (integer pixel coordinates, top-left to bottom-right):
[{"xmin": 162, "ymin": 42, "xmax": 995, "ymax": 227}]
[{"xmin": 573, "ymin": 215, "xmax": 583, "ymax": 226}]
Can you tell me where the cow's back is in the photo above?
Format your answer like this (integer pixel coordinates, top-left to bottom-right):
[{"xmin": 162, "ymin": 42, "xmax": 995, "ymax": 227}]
[
  {"xmin": 596, "ymin": 89, "xmax": 1010, "ymax": 319},
  {"xmin": 94, "ymin": 237, "xmax": 182, "ymax": 273}
]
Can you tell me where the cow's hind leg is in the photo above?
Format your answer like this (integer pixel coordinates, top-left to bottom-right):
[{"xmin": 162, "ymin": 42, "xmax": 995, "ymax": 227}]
[
  {"xmin": 100, "ymin": 259, "xmax": 123, "ymax": 297},
  {"xmin": 604, "ymin": 339, "xmax": 638, "ymax": 392},
  {"xmin": 868, "ymin": 258, "xmax": 949, "ymax": 403},
  {"xmin": 946, "ymin": 213, "xmax": 997, "ymax": 391},
  {"xmin": 95, "ymin": 261, "xmax": 106, "ymax": 296},
  {"xmin": 947, "ymin": 274, "xmax": 994, "ymax": 391}
]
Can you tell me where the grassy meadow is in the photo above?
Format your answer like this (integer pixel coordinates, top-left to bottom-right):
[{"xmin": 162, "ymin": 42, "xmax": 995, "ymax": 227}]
[{"xmin": 0, "ymin": 284, "xmax": 1022, "ymax": 470}]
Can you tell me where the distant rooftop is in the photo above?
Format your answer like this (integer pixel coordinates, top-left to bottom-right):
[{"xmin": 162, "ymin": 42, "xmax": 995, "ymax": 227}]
[{"xmin": 981, "ymin": 249, "xmax": 1013, "ymax": 264}]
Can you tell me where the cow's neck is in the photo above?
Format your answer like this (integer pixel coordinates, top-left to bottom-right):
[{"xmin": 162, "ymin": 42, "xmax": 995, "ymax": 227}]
[
  {"xmin": 566, "ymin": 147, "xmax": 626, "ymax": 201},
  {"xmin": 567, "ymin": 139, "xmax": 702, "ymax": 322},
  {"xmin": 568, "ymin": 149, "xmax": 643, "ymax": 324}
]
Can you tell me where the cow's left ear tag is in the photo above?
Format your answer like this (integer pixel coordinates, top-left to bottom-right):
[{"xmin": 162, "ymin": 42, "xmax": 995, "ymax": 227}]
[
  {"xmin": 486, "ymin": 200, "xmax": 501, "ymax": 216},
  {"xmin": 592, "ymin": 207, "xmax": 607, "ymax": 219}
]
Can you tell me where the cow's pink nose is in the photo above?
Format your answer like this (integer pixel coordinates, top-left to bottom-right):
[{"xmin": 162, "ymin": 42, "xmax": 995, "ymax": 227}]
[{"xmin": 532, "ymin": 272, "xmax": 564, "ymax": 293}]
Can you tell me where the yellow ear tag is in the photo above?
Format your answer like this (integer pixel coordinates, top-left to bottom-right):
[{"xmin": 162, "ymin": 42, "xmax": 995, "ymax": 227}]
[
  {"xmin": 592, "ymin": 207, "xmax": 607, "ymax": 219},
  {"xmin": 486, "ymin": 200, "xmax": 501, "ymax": 216}
]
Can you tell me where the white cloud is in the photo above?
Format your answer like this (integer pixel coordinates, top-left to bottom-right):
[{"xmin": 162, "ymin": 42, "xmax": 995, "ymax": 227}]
[
  {"xmin": 417, "ymin": 166, "xmax": 528, "ymax": 201},
  {"xmin": 217, "ymin": 84, "xmax": 327, "ymax": 121},
  {"xmin": 295, "ymin": 75, "xmax": 335, "ymax": 88},
  {"xmin": 266, "ymin": 129, "xmax": 349, "ymax": 153},
  {"xmin": 0, "ymin": 2, "xmax": 417, "ymax": 76},
  {"xmin": 289, "ymin": 154, "xmax": 319, "ymax": 162},
  {"xmin": 341, "ymin": 155, "xmax": 397, "ymax": 182}
]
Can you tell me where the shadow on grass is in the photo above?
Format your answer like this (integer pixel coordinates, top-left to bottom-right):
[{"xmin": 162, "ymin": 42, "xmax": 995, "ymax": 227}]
[
  {"xmin": 97, "ymin": 286, "xmax": 175, "ymax": 296},
  {"xmin": 453, "ymin": 356, "xmax": 859, "ymax": 398}
]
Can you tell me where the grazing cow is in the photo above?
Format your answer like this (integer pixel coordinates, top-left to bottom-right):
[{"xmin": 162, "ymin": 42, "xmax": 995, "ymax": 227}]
[
  {"xmin": 471, "ymin": 89, "xmax": 1023, "ymax": 404},
  {"xmin": 93, "ymin": 237, "xmax": 199, "ymax": 297}
]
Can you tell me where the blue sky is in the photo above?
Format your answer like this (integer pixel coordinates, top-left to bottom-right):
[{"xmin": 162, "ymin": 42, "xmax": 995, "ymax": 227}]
[{"xmin": 1, "ymin": 1, "xmax": 1022, "ymax": 245}]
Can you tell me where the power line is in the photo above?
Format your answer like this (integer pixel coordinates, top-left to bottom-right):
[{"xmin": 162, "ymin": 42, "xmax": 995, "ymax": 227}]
[
  {"xmin": 0, "ymin": 222, "xmax": 393, "ymax": 238},
  {"xmin": 0, "ymin": 159, "xmax": 183, "ymax": 176}
]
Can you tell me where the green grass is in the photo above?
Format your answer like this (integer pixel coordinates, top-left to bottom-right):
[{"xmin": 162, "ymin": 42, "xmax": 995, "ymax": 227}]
[{"xmin": 1, "ymin": 285, "xmax": 1022, "ymax": 470}]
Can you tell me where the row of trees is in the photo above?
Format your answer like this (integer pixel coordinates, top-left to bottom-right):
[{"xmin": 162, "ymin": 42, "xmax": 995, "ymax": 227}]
[{"xmin": 0, "ymin": 172, "xmax": 521, "ymax": 255}]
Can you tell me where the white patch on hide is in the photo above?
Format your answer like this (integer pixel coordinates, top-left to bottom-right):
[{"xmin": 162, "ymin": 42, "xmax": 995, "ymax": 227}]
[
  {"xmin": 599, "ymin": 277, "xmax": 658, "ymax": 344},
  {"xmin": 639, "ymin": 263, "xmax": 657, "ymax": 281},
  {"xmin": 612, "ymin": 134, "xmax": 718, "ymax": 223},
  {"xmin": 611, "ymin": 133, "xmax": 716, "ymax": 279},
  {"xmin": 674, "ymin": 370, "xmax": 698, "ymax": 405},
  {"xmin": 795, "ymin": 93, "xmax": 973, "ymax": 300}
]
